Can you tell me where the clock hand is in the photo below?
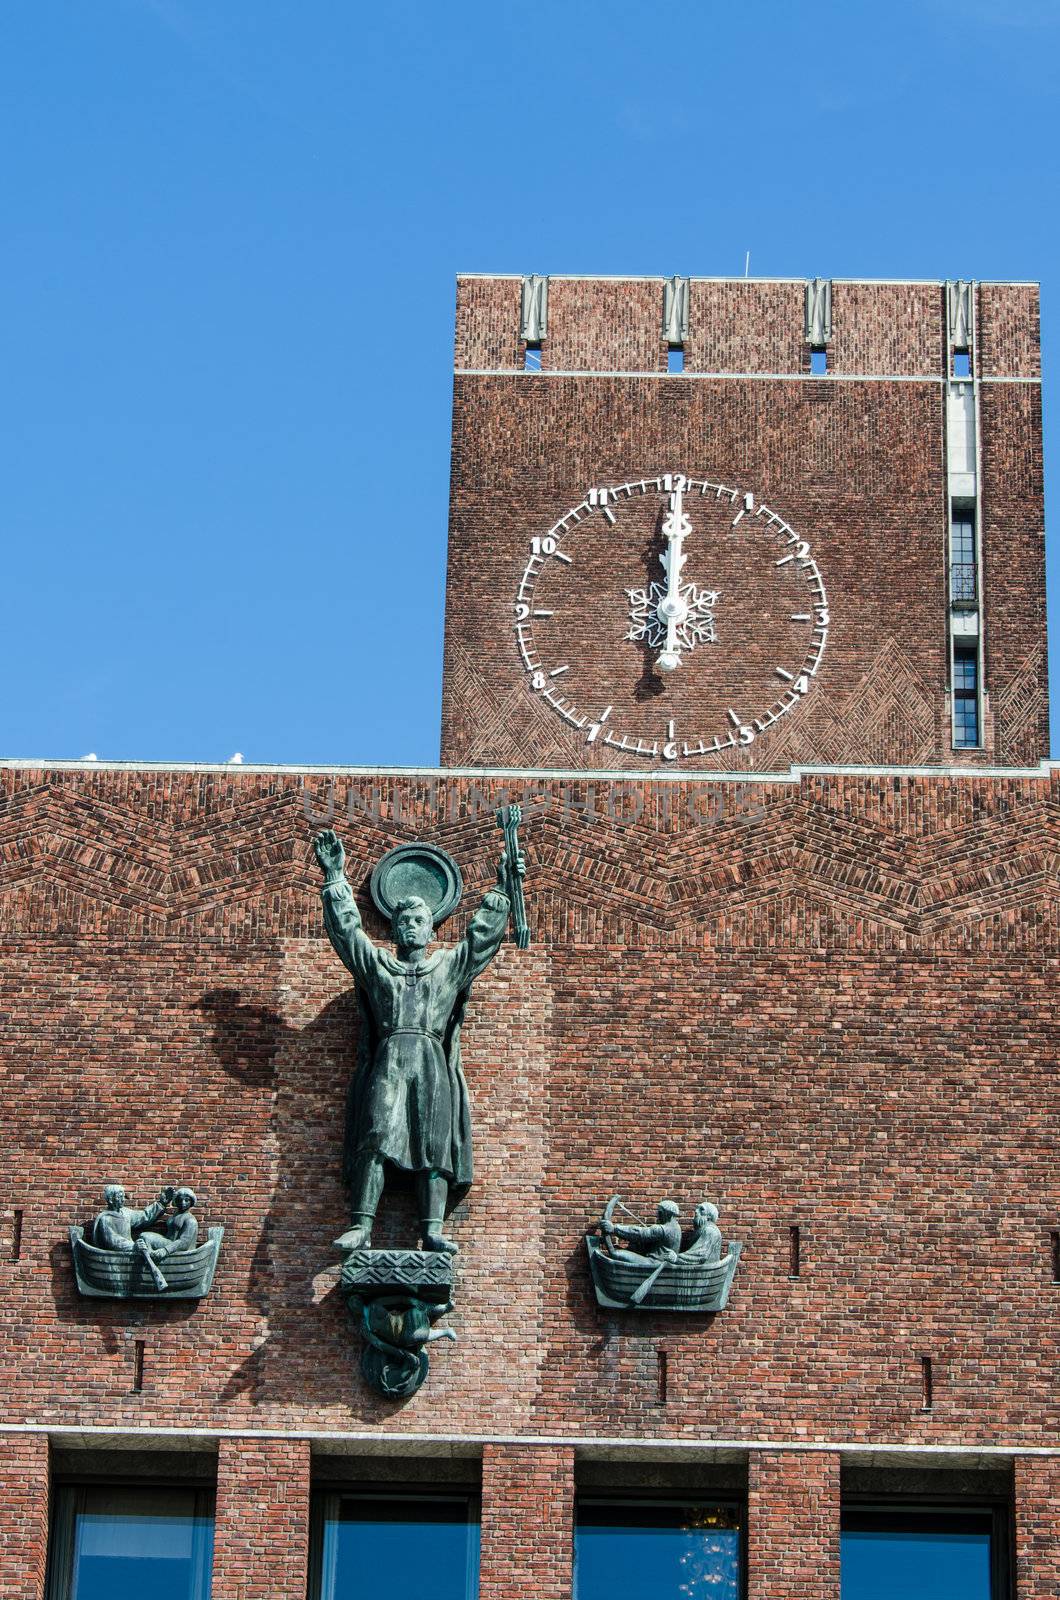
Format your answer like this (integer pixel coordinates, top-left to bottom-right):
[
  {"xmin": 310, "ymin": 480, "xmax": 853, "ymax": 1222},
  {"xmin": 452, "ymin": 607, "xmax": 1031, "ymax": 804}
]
[{"xmin": 656, "ymin": 476, "xmax": 692, "ymax": 673}]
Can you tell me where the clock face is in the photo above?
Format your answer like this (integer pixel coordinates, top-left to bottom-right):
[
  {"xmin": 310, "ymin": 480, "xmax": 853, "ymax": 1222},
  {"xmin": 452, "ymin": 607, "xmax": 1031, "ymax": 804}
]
[{"xmin": 513, "ymin": 472, "xmax": 829, "ymax": 762}]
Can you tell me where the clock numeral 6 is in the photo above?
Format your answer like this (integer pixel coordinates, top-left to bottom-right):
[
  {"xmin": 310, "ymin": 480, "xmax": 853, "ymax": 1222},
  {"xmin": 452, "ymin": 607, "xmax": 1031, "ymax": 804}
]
[
  {"xmin": 531, "ymin": 536, "xmax": 557, "ymax": 556},
  {"xmin": 531, "ymin": 670, "xmax": 546, "ymax": 690}
]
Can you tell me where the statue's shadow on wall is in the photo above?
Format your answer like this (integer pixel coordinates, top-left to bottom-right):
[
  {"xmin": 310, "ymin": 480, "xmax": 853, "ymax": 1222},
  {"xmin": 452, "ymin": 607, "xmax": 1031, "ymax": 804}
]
[{"xmin": 195, "ymin": 984, "xmax": 420, "ymax": 1411}]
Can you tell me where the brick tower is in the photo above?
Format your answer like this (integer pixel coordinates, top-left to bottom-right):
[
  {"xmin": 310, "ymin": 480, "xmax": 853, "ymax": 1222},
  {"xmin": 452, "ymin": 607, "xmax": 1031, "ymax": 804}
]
[{"xmin": 442, "ymin": 275, "xmax": 1046, "ymax": 771}]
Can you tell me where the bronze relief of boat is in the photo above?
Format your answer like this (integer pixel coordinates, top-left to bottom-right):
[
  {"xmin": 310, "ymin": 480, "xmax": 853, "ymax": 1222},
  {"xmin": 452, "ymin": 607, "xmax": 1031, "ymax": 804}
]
[{"xmin": 69, "ymin": 1226, "xmax": 224, "ymax": 1301}]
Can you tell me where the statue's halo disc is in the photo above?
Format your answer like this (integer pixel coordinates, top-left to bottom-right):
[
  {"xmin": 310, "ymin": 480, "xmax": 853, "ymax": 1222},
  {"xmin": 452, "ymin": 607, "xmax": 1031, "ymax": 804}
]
[{"xmin": 370, "ymin": 843, "xmax": 464, "ymax": 925}]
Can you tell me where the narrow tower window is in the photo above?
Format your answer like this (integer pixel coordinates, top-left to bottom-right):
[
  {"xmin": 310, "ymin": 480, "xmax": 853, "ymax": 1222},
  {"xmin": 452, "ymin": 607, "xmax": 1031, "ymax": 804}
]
[
  {"xmin": 950, "ymin": 513, "xmax": 977, "ymax": 606},
  {"xmin": 953, "ymin": 646, "xmax": 980, "ymax": 747},
  {"xmin": 524, "ymin": 342, "xmax": 542, "ymax": 372},
  {"xmin": 667, "ymin": 346, "xmax": 684, "ymax": 373}
]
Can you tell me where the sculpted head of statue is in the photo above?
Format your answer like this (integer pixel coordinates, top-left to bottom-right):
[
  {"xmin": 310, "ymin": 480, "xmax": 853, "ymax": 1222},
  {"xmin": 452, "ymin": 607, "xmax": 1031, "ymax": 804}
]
[
  {"xmin": 694, "ymin": 1201, "xmax": 719, "ymax": 1229},
  {"xmin": 173, "ymin": 1187, "xmax": 197, "ymax": 1212},
  {"xmin": 392, "ymin": 895, "xmax": 434, "ymax": 953},
  {"xmin": 656, "ymin": 1200, "xmax": 680, "ymax": 1223},
  {"xmin": 103, "ymin": 1184, "xmax": 126, "ymax": 1211}
]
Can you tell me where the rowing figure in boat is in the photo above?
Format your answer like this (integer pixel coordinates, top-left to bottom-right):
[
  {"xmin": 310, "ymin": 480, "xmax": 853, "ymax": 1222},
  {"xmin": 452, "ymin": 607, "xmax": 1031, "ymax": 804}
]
[{"xmin": 586, "ymin": 1194, "xmax": 742, "ymax": 1313}]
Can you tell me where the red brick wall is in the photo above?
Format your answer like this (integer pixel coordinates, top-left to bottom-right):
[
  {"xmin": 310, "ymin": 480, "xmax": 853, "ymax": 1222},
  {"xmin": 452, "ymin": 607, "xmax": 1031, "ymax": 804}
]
[
  {"xmin": 977, "ymin": 283, "xmax": 1040, "ymax": 380},
  {"xmin": 829, "ymin": 281, "xmax": 942, "ymax": 375},
  {"xmin": 0, "ymin": 1434, "xmax": 49, "ymax": 1600},
  {"xmin": 0, "ymin": 763, "xmax": 1056, "ymax": 1450},
  {"xmin": 1014, "ymin": 1457, "xmax": 1060, "ymax": 1598},
  {"xmin": 444, "ymin": 278, "xmax": 1045, "ymax": 771},
  {"xmin": 479, "ymin": 1444, "xmax": 574, "ymax": 1600},
  {"xmin": 211, "ymin": 1437, "xmax": 310, "ymax": 1600},
  {"xmin": 747, "ymin": 1451, "xmax": 840, "ymax": 1600},
  {"xmin": 686, "ymin": 280, "xmax": 806, "ymax": 374},
  {"xmin": 539, "ymin": 279, "xmax": 665, "ymax": 374}
]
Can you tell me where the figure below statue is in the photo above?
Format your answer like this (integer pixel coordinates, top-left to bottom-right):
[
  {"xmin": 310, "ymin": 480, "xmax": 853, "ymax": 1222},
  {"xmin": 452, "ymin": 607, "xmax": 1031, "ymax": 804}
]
[{"xmin": 314, "ymin": 826, "xmax": 524, "ymax": 1256}]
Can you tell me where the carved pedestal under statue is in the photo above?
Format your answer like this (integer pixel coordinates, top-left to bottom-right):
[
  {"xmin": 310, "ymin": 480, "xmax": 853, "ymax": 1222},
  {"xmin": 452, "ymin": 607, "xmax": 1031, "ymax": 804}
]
[
  {"xmin": 70, "ymin": 1183, "xmax": 223, "ymax": 1301},
  {"xmin": 340, "ymin": 1249, "xmax": 455, "ymax": 1399},
  {"xmin": 315, "ymin": 812, "xmax": 528, "ymax": 1397},
  {"xmin": 586, "ymin": 1194, "xmax": 742, "ymax": 1312}
]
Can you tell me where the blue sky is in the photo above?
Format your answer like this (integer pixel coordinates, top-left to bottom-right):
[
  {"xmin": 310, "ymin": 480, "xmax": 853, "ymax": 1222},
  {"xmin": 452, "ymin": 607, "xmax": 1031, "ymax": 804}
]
[{"xmin": 2, "ymin": 0, "xmax": 1058, "ymax": 766}]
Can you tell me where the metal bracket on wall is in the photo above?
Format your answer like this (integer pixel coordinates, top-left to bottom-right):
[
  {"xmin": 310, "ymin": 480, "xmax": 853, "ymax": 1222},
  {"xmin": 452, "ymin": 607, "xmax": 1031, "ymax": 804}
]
[
  {"xmin": 520, "ymin": 274, "xmax": 549, "ymax": 343},
  {"xmin": 804, "ymin": 277, "xmax": 832, "ymax": 346},
  {"xmin": 946, "ymin": 279, "xmax": 974, "ymax": 354},
  {"xmin": 662, "ymin": 275, "xmax": 689, "ymax": 345}
]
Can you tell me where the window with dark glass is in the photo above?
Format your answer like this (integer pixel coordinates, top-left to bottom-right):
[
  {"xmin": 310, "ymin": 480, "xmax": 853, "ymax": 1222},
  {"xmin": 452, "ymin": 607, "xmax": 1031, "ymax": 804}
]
[
  {"xmin": 950, "ymin": 513, "xmax": 977, "ymax": 605},
  {"xmin": 310, "ymin": 1493, "xmax": 479, "ymax": 1600},
  {"xmin": 46, "ymin": 1485, "xmax": 213, "ymax": 1600},
  {"xmin": 842, "ymin": 1506, "xmax": 1007, "ymax": 1600},
  {"xmin": 574, "ymin": 1498, "xmax": 742, "ymax": 1599},
  {"xmin": 953, "ymin": 644, "xmax": 980, "ymax": 746}
]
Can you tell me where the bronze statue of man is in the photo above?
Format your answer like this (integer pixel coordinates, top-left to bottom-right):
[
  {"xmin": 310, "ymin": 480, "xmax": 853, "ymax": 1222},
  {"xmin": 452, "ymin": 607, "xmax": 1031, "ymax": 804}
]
[{"xmin": 314, "ymin": 828, "xmax": 522, "ymax": 1254}]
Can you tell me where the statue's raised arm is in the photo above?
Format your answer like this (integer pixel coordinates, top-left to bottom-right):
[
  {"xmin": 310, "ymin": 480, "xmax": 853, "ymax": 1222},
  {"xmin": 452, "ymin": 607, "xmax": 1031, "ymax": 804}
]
[{"xmin": 315, "ymin": 828, "xmax": 381, "ymax": 986}]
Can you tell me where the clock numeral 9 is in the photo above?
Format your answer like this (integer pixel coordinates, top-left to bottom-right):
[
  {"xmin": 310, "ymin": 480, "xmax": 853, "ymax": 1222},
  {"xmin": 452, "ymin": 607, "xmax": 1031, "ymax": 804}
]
[
  {"xmin": 514, "ymin": 603, "xmax": 529, "ymax": 620},
  {"xmin": 531, "ymin": 536, "xmax": 557, "ymax": 556}
]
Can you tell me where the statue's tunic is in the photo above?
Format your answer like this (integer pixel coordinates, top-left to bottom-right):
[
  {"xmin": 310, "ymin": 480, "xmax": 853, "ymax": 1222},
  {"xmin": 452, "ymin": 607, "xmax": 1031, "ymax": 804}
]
[{"xmin": 321, "ymin": 879, "xmax": 510, "ymax": 1190}]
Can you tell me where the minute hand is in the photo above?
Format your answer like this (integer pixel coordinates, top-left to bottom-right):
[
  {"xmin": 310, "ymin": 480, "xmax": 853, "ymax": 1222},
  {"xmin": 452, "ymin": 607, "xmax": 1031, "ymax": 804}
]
[{"xmin": 656, "ymin": 479, "xmax": 692, "ymax": 674}]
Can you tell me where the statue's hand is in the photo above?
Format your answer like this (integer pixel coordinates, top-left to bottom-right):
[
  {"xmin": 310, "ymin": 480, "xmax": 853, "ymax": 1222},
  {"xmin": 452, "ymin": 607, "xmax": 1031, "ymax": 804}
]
[
  {"xmin": 314, "ymin": 828, "xmax": 346, "ymax": 881},
  {"xmin": 158, "ymin": 1185, "xmax": 176, "ymax": 1206},
  {"xmin": 497, "ymin": 849, "xmax": 526, "ymax": 894}
]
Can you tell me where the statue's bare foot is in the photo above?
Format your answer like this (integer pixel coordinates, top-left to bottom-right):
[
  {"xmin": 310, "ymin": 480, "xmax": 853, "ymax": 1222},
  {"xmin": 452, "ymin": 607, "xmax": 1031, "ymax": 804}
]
[
  {"xmin": 334, "ymin": 1223, "xmax": 373, "ymax": 1253},
  {"xmin": 422, "ymin": 1232, "xmax": 459, "ymax": 1255}
]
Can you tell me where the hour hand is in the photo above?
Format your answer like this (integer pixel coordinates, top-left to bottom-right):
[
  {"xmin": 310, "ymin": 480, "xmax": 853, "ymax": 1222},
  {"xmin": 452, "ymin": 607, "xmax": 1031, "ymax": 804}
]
[{"xmin": 656, "ymin": 482, "xmax": 691, "ymax": 672}]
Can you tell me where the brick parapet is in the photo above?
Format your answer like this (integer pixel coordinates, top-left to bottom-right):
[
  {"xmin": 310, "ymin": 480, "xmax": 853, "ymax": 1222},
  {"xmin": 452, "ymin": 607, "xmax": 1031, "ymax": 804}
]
[
  {"xmin": 747, "ymin": 1450, "xmax": 841, "ymax": 1600},
  {"xmin": 479, "ymin": 1443, "xmax": 574, "ymax": 1600},
  {"xmin": 211, "ymin": 1436, "xmax": 310, "ymax": 1600},
  {"xmin": 454, "ymin": 275, "xmax": 1038, "ymax": 380},
  {"xmin": 0, "ymin": 1434, "xmax": 49, "ymax": 1600}
]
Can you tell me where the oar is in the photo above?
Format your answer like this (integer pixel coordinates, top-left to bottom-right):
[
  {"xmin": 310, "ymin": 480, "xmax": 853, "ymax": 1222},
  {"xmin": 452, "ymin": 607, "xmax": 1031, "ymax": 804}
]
[{"xmin": 628, "ymin": 1249, "xmax": 677, "ymax": 1307}]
